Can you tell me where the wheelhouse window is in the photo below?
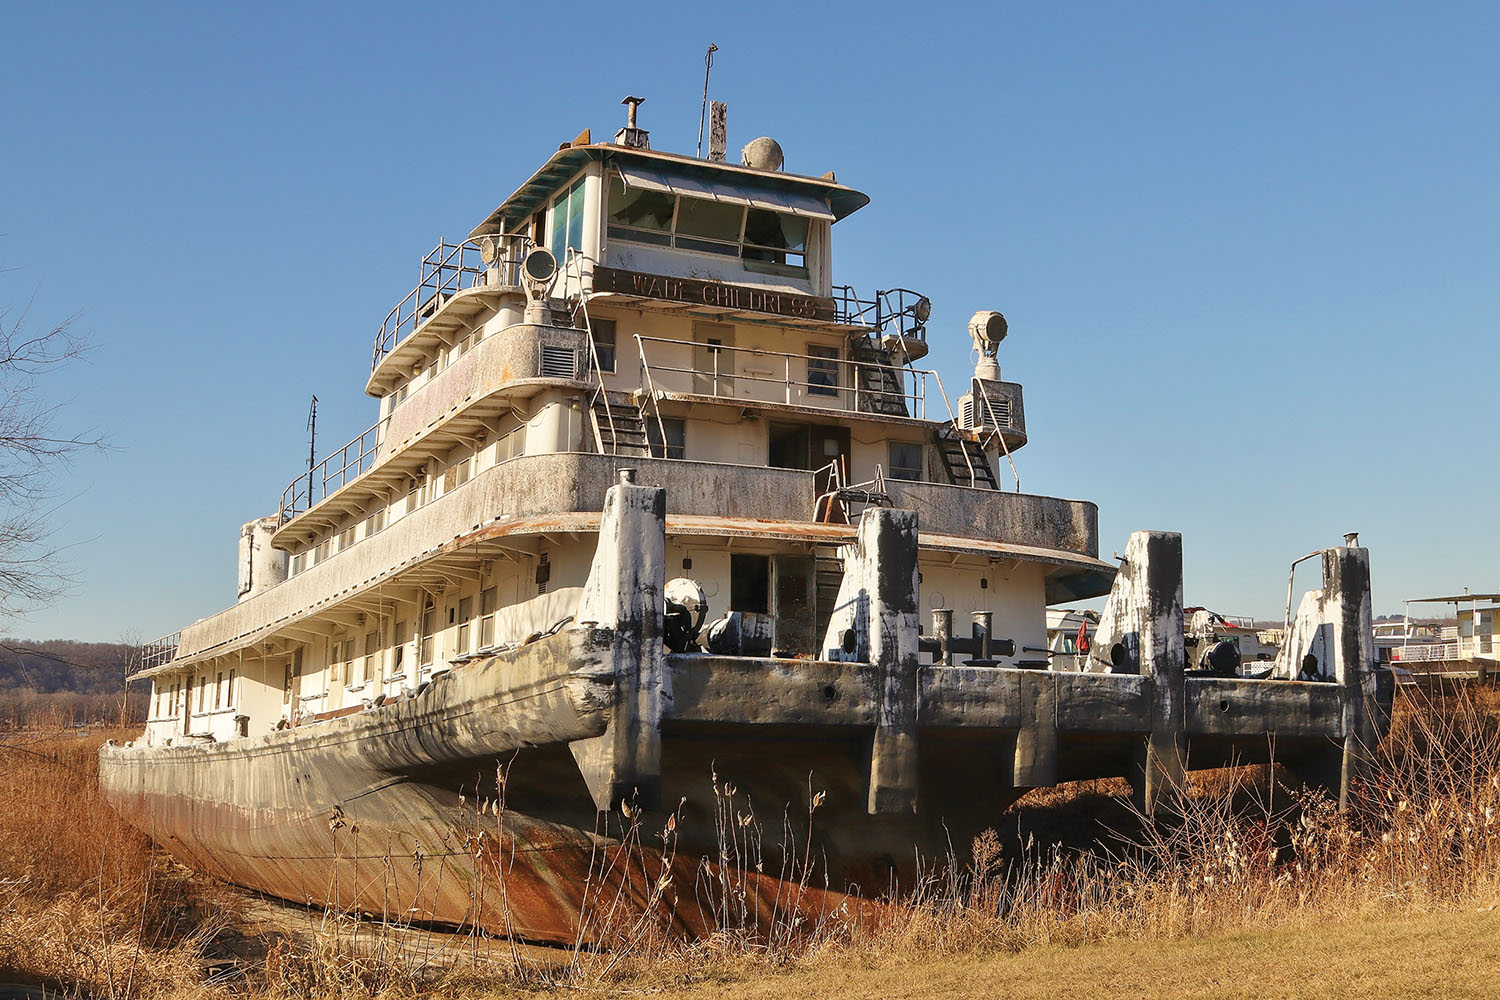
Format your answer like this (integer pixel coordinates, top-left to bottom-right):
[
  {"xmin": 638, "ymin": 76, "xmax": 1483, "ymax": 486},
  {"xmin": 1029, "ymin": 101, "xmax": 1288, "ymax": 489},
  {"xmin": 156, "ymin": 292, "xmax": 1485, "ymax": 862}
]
[
  {"xmin": 889, "ymin": 442, "xmax": 923, "ymax": 481},
  {"xmin": 743, "ymin": 209, "xmax": 808, "ymax": 268},
  {"xmin": 605, "ymin": 175, "xmax": 812, "ymax": 276},
  {"xmin": 549, "ymin": 179, "xmax": 587, "ymax": 263},
  {"xmin": 606, "ymin": 175, "xmax": 674, "ymax": 245},
  {"xmin": 807, "ymin": 345, "xmax": 840, "ymax": 396},
  {"xmin": 674, "ymin": 197, "xmax": 743, "ymax": 256}
]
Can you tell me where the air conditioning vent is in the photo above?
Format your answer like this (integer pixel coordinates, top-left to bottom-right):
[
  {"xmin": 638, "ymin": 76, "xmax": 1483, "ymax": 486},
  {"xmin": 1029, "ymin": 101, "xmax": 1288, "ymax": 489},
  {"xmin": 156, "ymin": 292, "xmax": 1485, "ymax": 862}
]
[
  {"xmin": 963, "ymin": 391, "xmax": 1012, "ymax": 430},
  {"xmin": 540, "ymin": 345, "xmax": 576, "ymax": 379}
]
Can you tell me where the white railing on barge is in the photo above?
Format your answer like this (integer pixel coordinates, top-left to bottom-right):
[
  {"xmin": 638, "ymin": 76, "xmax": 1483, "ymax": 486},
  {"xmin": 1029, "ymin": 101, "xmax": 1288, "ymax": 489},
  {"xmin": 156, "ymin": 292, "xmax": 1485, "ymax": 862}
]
[{"xmin": 1391, "ymin": 641, "xmax": 1495, "ymax": 663}]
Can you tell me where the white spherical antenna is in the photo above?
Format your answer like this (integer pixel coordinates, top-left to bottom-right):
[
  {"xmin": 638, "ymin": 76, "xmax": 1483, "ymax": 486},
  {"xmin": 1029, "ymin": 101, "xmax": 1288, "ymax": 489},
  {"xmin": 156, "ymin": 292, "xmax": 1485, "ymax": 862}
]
[
  {"xmin": 740, "ymin": 136, "xmax": 785, "ymax": 171},
  {"xmin": 968, "ymin": 310, "xmax": 1008, "ymax": 358},
  {"xmin": 479, "ymin": 236, "xmax": 500, "ymax": 265}
]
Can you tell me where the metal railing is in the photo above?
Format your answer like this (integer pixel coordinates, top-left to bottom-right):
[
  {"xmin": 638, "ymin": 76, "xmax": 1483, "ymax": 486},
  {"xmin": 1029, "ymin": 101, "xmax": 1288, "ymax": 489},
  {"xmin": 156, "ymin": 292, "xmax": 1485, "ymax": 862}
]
[
  {"xmin": 832, "ymin": 285, "xmax": 930, "ymax": 342},
  {"xmin": 1392, "ymin": 641, "xmax": 1470, "ymax": 663},
  {"xmin": 632, "ymin": 335, "xmax": 929, "ymax": 416},
  {"xmin": 370, "ymin": 239, "xmax": 525, "ymax": 371},
  {"xmin": 279, "ymin": 418, "xmax": 387, "ymax": 523},
  {"xmin": 131, "ymin": 632, "xmax": 181, "ymax": 676}
]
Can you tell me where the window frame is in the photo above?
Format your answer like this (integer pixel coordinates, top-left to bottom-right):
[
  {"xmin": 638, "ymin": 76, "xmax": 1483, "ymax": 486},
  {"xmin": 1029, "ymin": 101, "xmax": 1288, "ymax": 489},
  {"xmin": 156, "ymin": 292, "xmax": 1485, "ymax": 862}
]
[{"xmin": 806, "ymin": 344, "xmax": 840, "ymax": 397}]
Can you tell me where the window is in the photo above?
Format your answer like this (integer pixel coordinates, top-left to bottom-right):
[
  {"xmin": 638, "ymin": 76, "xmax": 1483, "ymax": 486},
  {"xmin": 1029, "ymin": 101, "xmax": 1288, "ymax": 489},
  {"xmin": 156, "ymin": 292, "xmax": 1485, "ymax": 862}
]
[
  {"xmin": 214, "ymin": 672, "xmax": 223, "ymax": 710},
  {"xmin": 290, "ymin": 552, "xmax": 305, "ymax": 576},
  {"xmin": 591, "ymin": 318, "xmax": 617, "ymax": 374},
  {"xmin": 362, "ymin": 630, "xmax": 378, "ymax": 685},
  {"xmin": 197, "ymin": 676, "xmax": 206, "ymax": 714},
  {"xmin": 457, "ymin": 596, "xmax": 473, "ymax": 654},
  {"xmin": 420, "ymin": 607, "xmax": 436, "ymax": 666},
  {"xmin": 730, "ymin": 554, "xmax": 771, "ymax": 614},
  {"xmin": 227, "ymin": 669, "xmax": 236, "ymax": 708},
  {"xmin": 479, "ymin": 587, "xmax": 496, "ymax": 649},
  {"xmin": 536, "ymin": 552, "xmax": 550, "ymax": 595},
  {"xmin": 889, "ymin": 442, "xmax": 923, "ymax": 481},
  {"xmin": 743, "ymin": 209, "xmax": 808, "ymax": 268},
  {"xmin": 675, "ymin": 197, "xmax": 743, "ymax": 256},
  {"xmin": 315, "ymin": 539, "xmax": 331, "ymax": 563},
  {"xmin": 496, "ymin": 423, "xmax": 527, "ymax": 463},
  {"xmin": 549, "ymin": 178, "xmax": 587, "ymax": 262},
  {"xmin": 339, "ymin": 525, "xmax": 356, "ymax": 551},
  {"xmin": 364, "ymin": 508, "xmax": 385, "ymax": 538},
  {"xmin": 647, "ymin": 417, "xmax": 686, "ymax": 460},
  {"xmin": 393, "ymin": 620, "xmax": 407, "ymax": 678},
  {"xmin": 604, "ymin": 176, "xmax": 811, "ymax": 276},
  {"xmin": 606, "ymin": 174, "xmax": 675, "ymax": 245},
  {"xmin": 807, "ymin": 345, "xmax": 840, "ymax": 396},
  {"xmin": 454, "ymin": 457, "xmax": 471, "ymax": 488}
]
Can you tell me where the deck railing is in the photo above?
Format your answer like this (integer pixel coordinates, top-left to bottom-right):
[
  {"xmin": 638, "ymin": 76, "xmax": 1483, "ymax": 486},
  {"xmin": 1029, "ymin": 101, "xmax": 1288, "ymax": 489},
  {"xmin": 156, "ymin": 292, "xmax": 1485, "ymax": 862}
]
[
  {"xmin": 279, "ymin": 418, "xmax": 387, "ymax": 524},
  {"xmin": 1391, "ymin": 641, "xmax": 1489, "ymax": 663},
  {"xmin": 131, "ymin": 632, "xmax": 180, "ymax": 676},
  {"xmin": 370, "ymin": 240, "xmax": 525, "ymax": 370},
  {"xmin": 632, "ymin": 334, "xmax": 930, "ymax": 417},
  {"xmin": 832, "ymin": 285, "xmax": 930, "ymax": 342}
]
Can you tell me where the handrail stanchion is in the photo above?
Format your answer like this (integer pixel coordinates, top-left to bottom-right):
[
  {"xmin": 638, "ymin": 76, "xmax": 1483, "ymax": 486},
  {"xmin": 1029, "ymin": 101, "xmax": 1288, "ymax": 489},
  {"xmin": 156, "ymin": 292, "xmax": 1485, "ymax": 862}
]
[{"xmin": 635, "ymin": 334, "xmax": 671, "ymax": 459}]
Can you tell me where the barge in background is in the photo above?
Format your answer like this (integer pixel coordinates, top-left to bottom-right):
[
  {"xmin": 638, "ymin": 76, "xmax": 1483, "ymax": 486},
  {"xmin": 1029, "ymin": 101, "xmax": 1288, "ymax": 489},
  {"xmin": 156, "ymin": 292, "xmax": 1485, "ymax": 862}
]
[{"xmin": 101, "ymin": 98, "xmax": 1393, "ymax": 944}]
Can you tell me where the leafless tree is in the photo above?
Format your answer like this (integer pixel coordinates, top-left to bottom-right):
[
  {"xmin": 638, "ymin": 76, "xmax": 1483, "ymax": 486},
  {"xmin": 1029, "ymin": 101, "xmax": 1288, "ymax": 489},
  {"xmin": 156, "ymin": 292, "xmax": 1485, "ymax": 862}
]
[{"xmin": 0, "ymin": 299, "xmax": 105, "ymax": 624}]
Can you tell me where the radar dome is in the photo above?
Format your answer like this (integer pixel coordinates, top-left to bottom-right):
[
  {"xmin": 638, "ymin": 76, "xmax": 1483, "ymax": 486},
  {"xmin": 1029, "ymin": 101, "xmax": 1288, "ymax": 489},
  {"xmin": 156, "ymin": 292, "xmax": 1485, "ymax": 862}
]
[{"xmin": 741, "ymin": 137, "xmax": 785, "ymax": 171}]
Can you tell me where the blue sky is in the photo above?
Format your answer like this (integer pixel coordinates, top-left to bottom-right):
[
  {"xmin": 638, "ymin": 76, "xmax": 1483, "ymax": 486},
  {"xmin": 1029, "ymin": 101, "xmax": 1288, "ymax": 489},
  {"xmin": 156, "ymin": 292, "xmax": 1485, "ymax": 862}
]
[{"xmin": 2, "ymin": 1, "xmax": 1496, "ymax": 641}]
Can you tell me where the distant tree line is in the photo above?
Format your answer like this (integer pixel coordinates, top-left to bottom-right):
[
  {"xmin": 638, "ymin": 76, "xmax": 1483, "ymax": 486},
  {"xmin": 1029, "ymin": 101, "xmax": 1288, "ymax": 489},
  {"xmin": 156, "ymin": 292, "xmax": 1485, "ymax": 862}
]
[{"xmin": 0, "ymin": 638, "xmax": 146, "ymax": 727}]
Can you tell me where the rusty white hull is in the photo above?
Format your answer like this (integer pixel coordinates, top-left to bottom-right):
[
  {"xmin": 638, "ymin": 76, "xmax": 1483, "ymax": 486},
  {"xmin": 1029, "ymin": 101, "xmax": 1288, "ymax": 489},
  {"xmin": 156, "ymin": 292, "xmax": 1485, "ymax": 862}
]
[
  {"xmin": 103, "ymin": 484, "xmax": 1392, "ymax": 944},
  {"xmin": 99, "ymin": 628, "xmax": 1386, "ymax": 946}
]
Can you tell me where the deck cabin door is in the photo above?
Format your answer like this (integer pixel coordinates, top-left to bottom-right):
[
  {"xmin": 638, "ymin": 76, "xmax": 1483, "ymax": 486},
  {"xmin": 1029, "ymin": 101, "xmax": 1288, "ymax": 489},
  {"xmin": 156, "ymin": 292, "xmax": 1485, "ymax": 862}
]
[
  {"xmin": 810, "ymin": 424, "xmax": 852, "ymax": 498},
  {"xmin": 692, "ymin": 322, "xmax": 735, "ymax": 398}
]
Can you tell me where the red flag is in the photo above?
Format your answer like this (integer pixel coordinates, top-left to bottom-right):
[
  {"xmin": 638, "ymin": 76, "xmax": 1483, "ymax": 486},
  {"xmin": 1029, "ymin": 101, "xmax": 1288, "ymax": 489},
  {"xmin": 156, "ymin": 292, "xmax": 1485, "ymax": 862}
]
[{"xmin": 1075, "ymin": 619, "xmax": 1090, "ymax": 654}]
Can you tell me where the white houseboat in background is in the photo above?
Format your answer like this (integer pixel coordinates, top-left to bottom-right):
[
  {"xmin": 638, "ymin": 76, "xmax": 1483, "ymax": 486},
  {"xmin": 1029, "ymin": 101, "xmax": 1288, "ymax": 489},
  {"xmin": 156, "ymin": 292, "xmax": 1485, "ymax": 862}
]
[{"xmin": 1386, "ymin": 593, "xmax": 1500, "ymax": 683}]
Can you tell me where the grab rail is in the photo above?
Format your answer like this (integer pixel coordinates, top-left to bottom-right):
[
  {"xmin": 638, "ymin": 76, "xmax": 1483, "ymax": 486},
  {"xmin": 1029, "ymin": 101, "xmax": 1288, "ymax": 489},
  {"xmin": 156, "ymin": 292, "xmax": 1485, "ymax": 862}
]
[
  {"xmin": 278, "ymin": 418, "xmax": 387, "ymax": 524},
  {"xmin": 370, "ymin": 239, "xmax": 524, "ymax": 371},
  {"xmin": 631, "ymin": 334, "xmax": 928, "ymax": 416}
]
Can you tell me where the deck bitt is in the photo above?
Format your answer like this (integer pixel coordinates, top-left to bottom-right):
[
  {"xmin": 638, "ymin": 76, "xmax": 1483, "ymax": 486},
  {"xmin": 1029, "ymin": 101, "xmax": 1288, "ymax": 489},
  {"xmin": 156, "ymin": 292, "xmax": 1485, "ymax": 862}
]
[{"xmin": 570, "ymin": 471, "xmax": 669, "ymax": 812}]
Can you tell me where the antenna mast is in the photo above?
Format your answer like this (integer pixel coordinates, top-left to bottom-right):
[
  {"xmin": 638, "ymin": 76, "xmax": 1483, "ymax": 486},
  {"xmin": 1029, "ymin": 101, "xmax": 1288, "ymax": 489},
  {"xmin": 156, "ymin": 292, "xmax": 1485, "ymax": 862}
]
[
  {"xmin": 307, "ymin": 395, "xmax": 318, "ymax": 474},
  {"xmin": 696, "ymin": 43, "xmax": 718, "ymax": 158}
]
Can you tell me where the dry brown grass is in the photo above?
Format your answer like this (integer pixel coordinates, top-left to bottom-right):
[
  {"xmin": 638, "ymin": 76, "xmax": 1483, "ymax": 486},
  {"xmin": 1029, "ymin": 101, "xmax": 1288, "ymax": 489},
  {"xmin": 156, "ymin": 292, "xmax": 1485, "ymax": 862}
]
[{"xmin": 3, "ymin": 687, "xmax": 1500, "ymax": 998}]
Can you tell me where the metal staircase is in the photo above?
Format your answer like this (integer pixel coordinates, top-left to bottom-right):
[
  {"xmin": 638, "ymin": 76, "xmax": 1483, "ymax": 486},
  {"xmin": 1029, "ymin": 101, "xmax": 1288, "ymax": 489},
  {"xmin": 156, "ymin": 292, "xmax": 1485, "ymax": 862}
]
[
  {"xmin": 849, "ymin": 337, "xmax": 910, "ymax": 417},
  {"xmin": 935, "ymin": 425, "xmax": 998, "ymax": 490},
  {"xmin": 589, "ymin": 394, "xmax": 652, "ymax": 457}
]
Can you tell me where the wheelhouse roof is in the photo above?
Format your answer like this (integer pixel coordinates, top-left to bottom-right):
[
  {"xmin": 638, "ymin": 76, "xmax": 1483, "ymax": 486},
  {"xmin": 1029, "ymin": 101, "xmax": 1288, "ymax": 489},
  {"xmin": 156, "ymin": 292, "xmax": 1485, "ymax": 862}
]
[
  {"xmin": 468, "ymin": 143, "xmax": 871, "ymax": 239},
  {"xmin": 1406, "ymin": 594, "xmax": 1500, "ymax": 604}
]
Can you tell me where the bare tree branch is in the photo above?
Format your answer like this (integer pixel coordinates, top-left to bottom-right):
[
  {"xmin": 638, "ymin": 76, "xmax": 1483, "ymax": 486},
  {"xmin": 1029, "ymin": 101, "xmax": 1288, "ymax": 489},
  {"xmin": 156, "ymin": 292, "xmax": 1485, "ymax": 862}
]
[{"xmin": 0, "ymin": 300, "xmax": 107, "ymax": 624}]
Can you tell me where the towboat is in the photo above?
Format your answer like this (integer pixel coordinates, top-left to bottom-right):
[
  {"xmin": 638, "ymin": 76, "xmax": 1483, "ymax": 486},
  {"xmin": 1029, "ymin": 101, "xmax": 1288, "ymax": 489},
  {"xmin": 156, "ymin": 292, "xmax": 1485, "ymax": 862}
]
[{"xmin": 101, "ymin": 99, "xmax": 1392, "ymax": 944}]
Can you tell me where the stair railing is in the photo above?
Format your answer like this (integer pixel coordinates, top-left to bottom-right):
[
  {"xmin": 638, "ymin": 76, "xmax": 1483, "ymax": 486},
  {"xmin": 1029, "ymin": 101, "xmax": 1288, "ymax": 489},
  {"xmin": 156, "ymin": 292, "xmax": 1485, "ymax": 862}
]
[
  {"xmin": 633, "ymin": 333, "xmax": 672, "ymax": 460},
  {"xmin": 972, "ymin": 384, "xmax": 1021, "ymax": 492},
  {"xmin": 566, "ymin": 249, "xmax": 616, "ymax": 455},
  {"xmin": 929, "ymin": 371, "xmax": 979, "ymax": 488}
]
